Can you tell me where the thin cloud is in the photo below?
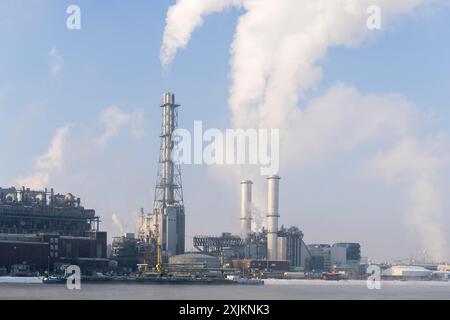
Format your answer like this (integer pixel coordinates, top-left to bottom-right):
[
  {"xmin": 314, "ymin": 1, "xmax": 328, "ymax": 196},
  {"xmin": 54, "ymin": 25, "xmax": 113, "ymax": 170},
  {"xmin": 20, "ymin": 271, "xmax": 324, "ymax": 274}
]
[
  {"xmin": 16, "ymin": 126, "xmax": 70, "ymax": 189},
  {"xmin": 97, "ymin": 106, "xmax": 146, "ymax": 146},
  {"xmin": 49, "ymin": 46, "xmax": 64, "ymax": 77}
]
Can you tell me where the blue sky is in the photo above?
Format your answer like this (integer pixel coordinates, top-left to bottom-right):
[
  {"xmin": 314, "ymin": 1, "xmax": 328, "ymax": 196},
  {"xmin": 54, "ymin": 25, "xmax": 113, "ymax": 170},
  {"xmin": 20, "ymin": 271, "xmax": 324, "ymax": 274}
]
[{"xmin": 1, "ymin": 1, "xmax": 449, "ymax": 261}]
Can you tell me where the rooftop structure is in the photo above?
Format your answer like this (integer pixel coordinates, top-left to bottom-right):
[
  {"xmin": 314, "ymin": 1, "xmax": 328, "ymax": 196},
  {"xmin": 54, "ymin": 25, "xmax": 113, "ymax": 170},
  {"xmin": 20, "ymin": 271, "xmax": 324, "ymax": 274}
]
[
  {"xmin": 0, "ymin": 186, "xmax": 107, "ymax": 274},
  {"xmin": 0, "ymin": 187, "xmax": 99, "ymax": 236}
]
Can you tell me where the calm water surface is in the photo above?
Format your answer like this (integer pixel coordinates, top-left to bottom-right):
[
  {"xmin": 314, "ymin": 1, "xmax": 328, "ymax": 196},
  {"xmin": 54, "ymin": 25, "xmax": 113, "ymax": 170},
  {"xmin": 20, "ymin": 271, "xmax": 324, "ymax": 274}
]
[{"xmin": 0, "ymin": 280, "xmax": 449, "ymax": 300}]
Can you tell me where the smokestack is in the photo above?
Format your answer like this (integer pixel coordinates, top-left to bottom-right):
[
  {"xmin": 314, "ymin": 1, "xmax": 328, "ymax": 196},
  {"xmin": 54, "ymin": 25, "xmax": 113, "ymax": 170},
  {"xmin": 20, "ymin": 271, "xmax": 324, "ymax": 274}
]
[
  {"xmin": 267, "ymin": 175, "xmax": 280, "ymax": 261},
  {"xmin": 162, "ymin": 92, "xmax": 176, "ymax": 204},
  {"xmin": 240, "ymin": 180, "xmax": 253, "ymax": 239}
]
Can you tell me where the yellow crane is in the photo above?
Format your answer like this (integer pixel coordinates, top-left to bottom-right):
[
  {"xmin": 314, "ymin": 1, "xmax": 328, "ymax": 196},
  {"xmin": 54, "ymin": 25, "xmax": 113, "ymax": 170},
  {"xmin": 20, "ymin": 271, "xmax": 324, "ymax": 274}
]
[{"xmin": 154, "ymin": 210, "xmax": 163, "ymax": 273}]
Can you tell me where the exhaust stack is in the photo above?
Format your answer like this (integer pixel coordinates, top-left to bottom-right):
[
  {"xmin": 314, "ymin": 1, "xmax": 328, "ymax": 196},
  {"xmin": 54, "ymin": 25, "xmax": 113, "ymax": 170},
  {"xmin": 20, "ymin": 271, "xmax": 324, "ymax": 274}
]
[
  {"xmin": 267, "ymin": 175, "xmax": 280, "ymax": 261},
  {"xmin": 240, "ymin": 180, "xmax": 253, "ymax": 239}
]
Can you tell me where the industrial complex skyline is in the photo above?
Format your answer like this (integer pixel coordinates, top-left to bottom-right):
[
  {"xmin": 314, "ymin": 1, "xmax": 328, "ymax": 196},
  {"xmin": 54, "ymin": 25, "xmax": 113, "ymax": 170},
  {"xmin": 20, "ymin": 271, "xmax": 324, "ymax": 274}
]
[{"xmin": 1, "ymin": 1, "xmax": 450, "ymax": 262}]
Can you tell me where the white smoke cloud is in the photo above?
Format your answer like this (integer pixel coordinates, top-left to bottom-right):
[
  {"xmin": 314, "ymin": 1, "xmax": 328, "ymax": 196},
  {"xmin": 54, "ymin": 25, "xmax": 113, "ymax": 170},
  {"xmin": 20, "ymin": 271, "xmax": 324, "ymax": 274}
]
[
  {"xmin": 161, "ymin": 0, "xmax": 450, "ymax": 260},
  {"xmin": 161, "ymin": 0, "xmax": 243, "ymax": 68},
  {"xmin": 369, "ymin": 138, "xmax": 449, "ymax": 261},
  {"xmin": 17, "ymin": 126, "xmax": 70, "ymax": 189},
  {"xmin": 112, "ymin": 213, "xmax": 125, "ymax": 235},
  {"xmin": 97, "ymin": 106, "xmax": 145, "ymax": 146},
  {"xmin": 299, "ymin": 85, "xmax": 449, "ymax": 261},
  {"xmin": 49, "ymin": 46, "xmax": 64, "ymax": 77},
  {"xmin": 163, "ymin": 0, "xmax": 431, "ymax": 128}
]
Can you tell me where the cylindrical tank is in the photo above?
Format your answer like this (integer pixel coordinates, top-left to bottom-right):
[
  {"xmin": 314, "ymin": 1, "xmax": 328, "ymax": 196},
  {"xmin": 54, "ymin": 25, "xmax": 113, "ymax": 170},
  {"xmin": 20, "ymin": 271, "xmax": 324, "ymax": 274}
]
[
  {"xmin": 267, "ymin": 175, "xmax": 280, "ymax": 261},
  {"xmin": 240, "ymin": 180, "xmax": 253, "ymax": 239}
]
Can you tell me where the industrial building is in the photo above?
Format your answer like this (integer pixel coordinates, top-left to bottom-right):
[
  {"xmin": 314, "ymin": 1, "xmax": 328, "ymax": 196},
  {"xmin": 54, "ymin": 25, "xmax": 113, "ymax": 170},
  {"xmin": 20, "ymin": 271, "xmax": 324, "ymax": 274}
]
[
  {"xmin": 110, "ymin": 232, "xmax": 153, "ymax": 273},
  {"xmin": 192, "ymin": 172, "xmax": 364, "ymax": 277},
  {"xmin": 232, "ymin": 260, "xmax": 290, "ymax": 273},
  {"xmin": 278, "ymin": 226, "xmax": 310, "ymax": 269},
  {"xmin": 169, "ymin": 253, "xmax": 221, "ymax": 269},
  {"xmin": 1, "ymin": 92, "xmax": 370, "ymax": 280},
  {"xmin": 193, "ymin": 176, "xmax": 312, "ymax": 272},
  {"xmin": 105, "ymin": 92, "xmax": 366, "ymax": 278},
  {"xmin": 0, "ymin": 187, "xmax": 108, "ymax": 275},
  {"xmin": 307, "ymin": 244, "xmax": 332, "ymax": 271},
  {"xmin": 382, "ymin": 265, "xmax": 433, "ymax": 280},
  {"xmin": 307, "ymin": 242, "xmax": 362, "ymax": 276}
]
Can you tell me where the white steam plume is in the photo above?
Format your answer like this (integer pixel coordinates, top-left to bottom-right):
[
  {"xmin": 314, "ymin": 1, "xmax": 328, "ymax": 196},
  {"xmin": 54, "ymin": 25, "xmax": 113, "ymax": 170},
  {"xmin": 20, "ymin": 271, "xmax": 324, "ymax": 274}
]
[
  {"xmin": 161, "ymin": 0, "xmax": 449, "ymax": 260},
  {"xmin": 112, "ymin": 213, "xmax": 125, "ymax": 235},
  {"xmin": 370, "ymin": 138, "xmax": 449, "ymax": 261},
  {"xmin": 16, "ymin": 126, "xmax": 70, "ymax": 189},
  {"xmin": 161, "ymin": 0, "xmax": 243, "ymax": 68}
]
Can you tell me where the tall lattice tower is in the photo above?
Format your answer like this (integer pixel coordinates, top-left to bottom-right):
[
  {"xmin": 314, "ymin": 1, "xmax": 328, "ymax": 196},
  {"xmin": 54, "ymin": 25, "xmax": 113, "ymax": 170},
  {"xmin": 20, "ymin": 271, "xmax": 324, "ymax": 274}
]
[{"xmin": 152, "ymin": 92, "xmax": 185, "ymax": 257}]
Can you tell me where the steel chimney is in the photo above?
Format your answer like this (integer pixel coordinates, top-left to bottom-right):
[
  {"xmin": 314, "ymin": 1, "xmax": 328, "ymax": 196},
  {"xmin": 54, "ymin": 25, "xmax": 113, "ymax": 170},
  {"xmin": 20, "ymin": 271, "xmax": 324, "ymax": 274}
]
[
  {"xmin": 240, "ymin": 180, "xmax": 253, "ymax": 239},
  {"xmin": 267, "ymin": 175, "xmax": 280, "ymax": 261}
]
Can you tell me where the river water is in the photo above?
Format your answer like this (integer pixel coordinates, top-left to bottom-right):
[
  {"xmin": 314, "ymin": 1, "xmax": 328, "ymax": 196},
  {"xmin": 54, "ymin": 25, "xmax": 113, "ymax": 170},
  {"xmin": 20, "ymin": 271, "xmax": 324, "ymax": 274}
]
[{"xmin": 0, "ymin": 279, "xmax": 449, "ymax": 300}]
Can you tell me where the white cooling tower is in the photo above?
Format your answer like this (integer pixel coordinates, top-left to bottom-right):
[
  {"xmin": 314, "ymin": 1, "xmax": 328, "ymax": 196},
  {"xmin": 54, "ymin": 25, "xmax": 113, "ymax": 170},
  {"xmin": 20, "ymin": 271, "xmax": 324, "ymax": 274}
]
[
  {"xmin": 240, "ymin": 180, "xmax": 253, "ymax": 239},
  {"xmin": 267, "ymin": 175, "xmax": 280, "ymax": 261}
]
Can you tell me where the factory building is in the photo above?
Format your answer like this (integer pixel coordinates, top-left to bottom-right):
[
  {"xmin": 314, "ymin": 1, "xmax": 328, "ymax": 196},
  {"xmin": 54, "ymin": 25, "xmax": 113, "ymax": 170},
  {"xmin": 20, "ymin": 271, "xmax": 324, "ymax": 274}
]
[
  {"xmin": 169, "ymin": 253, "xmax": 221, "ymax": 269},
  {"xmin": 278, "ymin": 226, "xmax": 310, "ymax": 269},
  {"xmin": 110, "ymin": 233, "xmax": 153, "ymax": 273},
  {"xmin": 166, "ymin": 253, "xmax": 224, "ymax": 279},
  {"xmin": 332, "ymin": 243, "xmax": 361, "ymax": 268},
  {"xmin": 307, "ymin": 244, "xmax": 332, "ymax": 272},
  {"xmin": 382, "ymin": 265, "xmax": 433, "ymax": 280},
  {"xmin": 193, "ymin": 176, "xmax": 311, "ymax": 271},
  {"xmin": 243, "ymin": 232, "xmax": 268, "ymax": 261},
  {"xmin": 232, "ymin": 259, "xmax": 290, "ymax": 273},
  {"xmin": 0, "ymin": 187, "xmax": 99, "ymax": 235},
  {"xmin": 308, "ymin": 242, "xmax": 362, "ymax": 276},
  {"xmin": 0, "ymin": 187, "xmax": 108, "ymax": 275}
]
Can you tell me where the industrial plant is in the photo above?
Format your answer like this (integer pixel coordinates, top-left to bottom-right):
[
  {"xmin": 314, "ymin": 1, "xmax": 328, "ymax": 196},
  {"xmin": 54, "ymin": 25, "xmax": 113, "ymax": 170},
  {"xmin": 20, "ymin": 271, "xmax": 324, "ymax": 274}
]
[
  {"xmin": 108, "ymin": 92, "xmax": 365, "ymax": 280},
  {"xmin": 2, "ymin": 92, "xmax": 446, "ymax": 282},
  {"xmin": 0, "ymin": 92, "xmax": 363, "ymax": 280},
  {"xmin": 0, "ymin": 187, "xmax": 108, "ymax": 276}
]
